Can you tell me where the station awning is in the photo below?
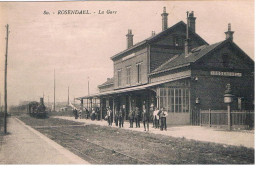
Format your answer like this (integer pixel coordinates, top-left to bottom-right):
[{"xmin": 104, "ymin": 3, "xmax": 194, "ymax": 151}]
[{"xmin": 77, "ymin": 75, "xmax": 190, "ymax": 100}]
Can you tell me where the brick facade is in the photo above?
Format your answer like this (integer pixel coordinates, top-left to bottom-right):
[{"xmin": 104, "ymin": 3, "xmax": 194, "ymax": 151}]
[
  {"xmin": 113, "ymin": 47, "xmax": 149, "ymax": 89},
  {"xmin": 79, "ymin": 8, "xmax": 254, "ymax": 126}
]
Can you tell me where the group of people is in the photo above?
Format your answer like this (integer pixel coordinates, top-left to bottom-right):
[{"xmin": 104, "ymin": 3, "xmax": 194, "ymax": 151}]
[
  {"xmin": 74, "ymin": 104, "xmax": 168, "ymax": 131},
  {"xmin": 152, "ymin": 107, "xmax": 168, "ymax": 131},
  {"xmin": 85, "ymin": 107, "xmax": 100, "ymax": 120},
  {"xmin": 73, "ymin": 107, "xmax": 100, "ymax": 121},
  {"xmin": 105, "ymin": 105, "xmax": 168, "ymax": 131},
  {"xmin": 106, "ymin": 106, "xmax": 125, "ymax": 128},
  {"xmin": 128, "ymin": 106, "xmax": 149, "ymax": 131}
]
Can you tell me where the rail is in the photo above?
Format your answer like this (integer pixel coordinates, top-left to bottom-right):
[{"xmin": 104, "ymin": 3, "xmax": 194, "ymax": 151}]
[{"xmin": 49, "ymin": 128, "xmax": 151, "ymax": 164}]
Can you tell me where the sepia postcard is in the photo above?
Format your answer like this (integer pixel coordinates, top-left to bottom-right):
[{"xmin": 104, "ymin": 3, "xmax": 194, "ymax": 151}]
[{"xmin": 0, "ymin": 0, "xmax": 256, "ymax": 166}]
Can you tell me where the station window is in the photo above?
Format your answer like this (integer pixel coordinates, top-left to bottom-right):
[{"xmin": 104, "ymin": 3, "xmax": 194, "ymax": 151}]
[
  {"xmin": 182, "ymin": 89, "xmax": 190, "ymax": 112},
  {"xmin": 175, "ymin": 89, "xmax": 182, "ymax": 112},
  {"xmin": 159, "ymin": 88, "xmax": 190, "ymax": 113},
  {"xmin": 117, "ymin": 69, "xmax": 122, "ymax": 87},
  {"xmin": 168, "ymin": 89, "xmax": 175, "ymax": 112},
  {"xmin": 136, "ymin": 62, "xmax": 142, "ymax": 83},
  {"xmin": 159, "ymin": 88, "xmax": 168, "ymax": 110},
  {"xmin": 126, "ymin": 66, "xmax": 131, "ymax": 85}
]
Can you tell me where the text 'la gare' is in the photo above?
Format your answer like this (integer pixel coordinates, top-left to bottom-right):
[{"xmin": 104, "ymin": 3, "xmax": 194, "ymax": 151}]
[{"xmin": 98, "ymin": 10, "xmax": 117, "ymax": 14}]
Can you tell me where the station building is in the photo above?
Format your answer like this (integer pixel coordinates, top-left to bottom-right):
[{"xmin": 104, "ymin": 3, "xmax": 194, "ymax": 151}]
[{"xmin": 78, "ymin": 7, "xmax": 254, "ymax": 126}]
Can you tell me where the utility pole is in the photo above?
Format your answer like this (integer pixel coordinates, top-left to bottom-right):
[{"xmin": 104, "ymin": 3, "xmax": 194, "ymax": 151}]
[
  {"xmin": 68, "ymin": 86, "xmax": 70, "ymax": 105},
  {"xmin": 4, "ymin": 24, "xmax": 9, "ymax": 134},
  {"xmin": 54, "ymin": 69, "xmax": 56, "ymax": 112},
  {"xmin": 0, "ymin": 93, "xmax": 1, "ymax": 113}
]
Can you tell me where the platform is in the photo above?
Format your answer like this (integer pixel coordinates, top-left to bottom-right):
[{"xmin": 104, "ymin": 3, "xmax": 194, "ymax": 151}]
[
  {"xmin": 55, "ymin": 116, "xmax": 254, "ymax": 149},
  {"xmin": 0, "ymin": 117, "xmax": 89, "ymax": 164}
]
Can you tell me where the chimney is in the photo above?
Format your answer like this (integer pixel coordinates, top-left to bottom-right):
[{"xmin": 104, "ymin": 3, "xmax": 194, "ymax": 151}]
[
  {"xmin": 225, "ymin": 23, "xmax": 234, "ymax": 41},
  {"xmin": 40, "ymin": 97, "xmax": 44, "ymax": 105},
  {"xmin": 151, "ymin": 31, "xmax": 156, "ymax": 36},
  {"xmin": 161, "ymin": 7, "xmax": 169, "ymax": 31},
  {"xmin": 126, "ymin": 29, "xmax": 134, "ymax": 48},
  {"xmin": 185, "ymin": 11, "xmax": 190, "ymax": 56},
  {"xmin": 188, "ymin": 11, "xmax": 196, "ymax": 32}
]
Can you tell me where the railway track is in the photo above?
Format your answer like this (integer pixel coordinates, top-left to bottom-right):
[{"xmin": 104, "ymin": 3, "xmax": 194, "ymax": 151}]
[
  {"xmin": 37, "ymin": 127, "xmax": 151, "ymax": 164},
  {"xmin": 32, "ymin": 125, "xmax": 85, "ymax": 128}
]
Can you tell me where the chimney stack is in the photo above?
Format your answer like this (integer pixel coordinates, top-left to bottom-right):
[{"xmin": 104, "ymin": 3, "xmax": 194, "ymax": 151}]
[
  {"xmin": 185, "ymin": 11, "xmax": 190, "ymax": 56},
  {"xmin": 126, "ymin": 29, "xmax": 134, "ymax": 49},
  {"xmin": 188, "ymin": 11, "xmax": 196, "ymax": 32},
  {"xmin": 40, "ymin": 97, "xmax": 44, "ymax": 105},
  {"xmin": 225, "ymin": 23, "xmax": 234, "ymax": 41},
  {"xmin": 161, "ymin": 7, "xmax": 169, "ymax": 31}
]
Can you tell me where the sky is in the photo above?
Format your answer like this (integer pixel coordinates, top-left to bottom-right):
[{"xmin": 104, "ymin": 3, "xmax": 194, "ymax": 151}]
[{"xmin": 0, "ymin": 0, "xmax": 254, "ymax": 106}]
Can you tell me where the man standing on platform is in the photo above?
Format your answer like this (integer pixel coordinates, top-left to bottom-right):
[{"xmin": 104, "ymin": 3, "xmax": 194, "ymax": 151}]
[
  {"xmin": 122, "ymin": 105, "xmax": 126, "ymax": 127},
  {"xmin": 106, "ymin": 107, "xmax": 112, "ymax": 126},
  {"xmin": 135, "ymin": 107, "xmax": 140, "ymax": 128},
  {"xmin": 114, "ymin": 107, "xmax": 119, "ymax": 126},
  {"xmin": 118, "ymin": 107, "xmax": 123, "ymax": 128},
  {"xmin": 85, "ymin": 108, "xmax": 89, "ymax": 119},
  {"xmin": 153, "ymin": 107, "xmax": 160, "ymax": 128},
  {"xmin": 160, "ymin": 107, "xmax": 168, "ymax": 131},
  {"xmin": 150, "ymin": 104, "xmax": 155, "ymax": 128},
  {"xmin": 142, "ymin": 106, "xmax": 149, "ymax": 131},
  {"xmin": 129, "ymin": 109, "xmax": 134, "ymax": 128}
]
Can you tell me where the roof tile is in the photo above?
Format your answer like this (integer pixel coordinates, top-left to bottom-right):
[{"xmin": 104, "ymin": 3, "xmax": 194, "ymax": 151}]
[
  {"xmin": 152, "ymin": 40, "xmax": 224, "ymax": 74},
  {"xmin": 98, "ymin": 78, "xmax": 114, "ymax": 88}
]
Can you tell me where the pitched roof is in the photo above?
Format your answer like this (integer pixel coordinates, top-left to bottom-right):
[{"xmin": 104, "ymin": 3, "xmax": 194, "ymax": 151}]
[
  {"xmin": 150, "ymin": 40, "xmax": 225, "ymax": 75},
  {"xmin": 98, "ymin": 77, "xmax": 114, "ymax": 88},
  {"xmin": 111, "ymin": 21, "xmax": 208, "ymax": 61}
]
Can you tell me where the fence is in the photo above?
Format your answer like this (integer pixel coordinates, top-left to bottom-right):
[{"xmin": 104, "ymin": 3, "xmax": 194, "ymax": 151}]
[{"xmin": 200, "ymin": 109, "xmax": 254, "ymax": 129}]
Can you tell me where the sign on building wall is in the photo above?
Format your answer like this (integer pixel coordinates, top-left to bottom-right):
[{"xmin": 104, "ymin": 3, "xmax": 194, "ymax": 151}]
[{"xmin": 210, "ymin": 71, "xmax": 242, "ymax": 77}]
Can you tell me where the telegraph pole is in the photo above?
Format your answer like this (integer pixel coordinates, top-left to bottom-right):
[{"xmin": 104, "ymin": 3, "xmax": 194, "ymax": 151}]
[
  {"xmin": 0, "ymin": 93, "xmax": 1, "ymax": 113},
  {"xmin": 54, "ymin": 69, "xmax": 56, "ymax": 112},
  {"xmin": 4, "ymin": 24, "xmax": 9, "ymax": 134}
]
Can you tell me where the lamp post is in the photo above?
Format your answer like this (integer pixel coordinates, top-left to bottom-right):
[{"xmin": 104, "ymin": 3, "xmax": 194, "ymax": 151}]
[{"xmin": 224, "ymin": 83, "xmax": 234, "ymax": 131}]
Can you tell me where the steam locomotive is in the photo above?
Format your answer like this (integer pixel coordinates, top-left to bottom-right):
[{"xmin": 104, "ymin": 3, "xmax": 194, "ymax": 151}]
[{"xmin": 27, "ymin": 97, "xmax": 47, "ymax": 118}]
